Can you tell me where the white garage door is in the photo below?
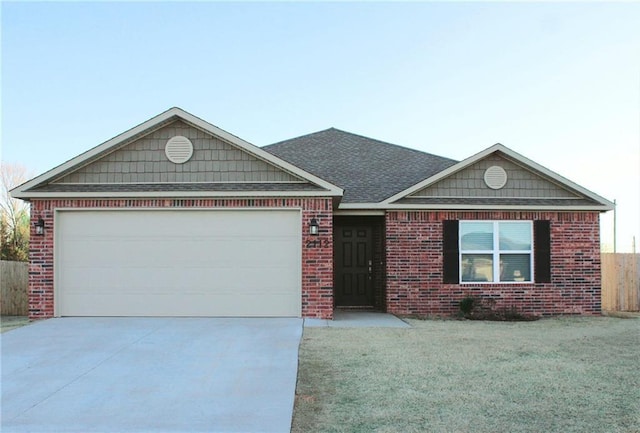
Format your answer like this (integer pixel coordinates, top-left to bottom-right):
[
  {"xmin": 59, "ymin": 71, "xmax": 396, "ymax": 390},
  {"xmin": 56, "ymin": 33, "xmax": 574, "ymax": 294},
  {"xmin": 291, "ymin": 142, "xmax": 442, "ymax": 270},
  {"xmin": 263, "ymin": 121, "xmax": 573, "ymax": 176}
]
[{"xmin": 56, "ymin": 210, "xmax": 301, "ymax": 317}]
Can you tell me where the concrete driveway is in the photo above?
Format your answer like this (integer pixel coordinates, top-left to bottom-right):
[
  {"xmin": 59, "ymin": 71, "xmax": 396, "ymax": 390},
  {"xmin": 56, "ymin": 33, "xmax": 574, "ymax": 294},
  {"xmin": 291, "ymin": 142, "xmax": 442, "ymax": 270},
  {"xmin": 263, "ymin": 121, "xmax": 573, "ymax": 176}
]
[{"xmin": 1, "ymin": 317, "xmax": 302, "ymax": 433}]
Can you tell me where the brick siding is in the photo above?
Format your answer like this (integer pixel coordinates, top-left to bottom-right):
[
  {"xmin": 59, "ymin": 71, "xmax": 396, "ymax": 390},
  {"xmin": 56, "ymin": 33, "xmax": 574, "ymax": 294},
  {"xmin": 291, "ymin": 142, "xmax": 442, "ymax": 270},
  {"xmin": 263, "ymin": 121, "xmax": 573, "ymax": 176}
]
[
  {"xmin": 28, "ymin": 198, "xmax": 334, "ymax": 320},
  {"xmin": 29, "ymin": 201, "xmax": 601, "ymax": 320},
  {"xmin": 385, "ymin": 211, "xmax": 602, "ymax": 316}
]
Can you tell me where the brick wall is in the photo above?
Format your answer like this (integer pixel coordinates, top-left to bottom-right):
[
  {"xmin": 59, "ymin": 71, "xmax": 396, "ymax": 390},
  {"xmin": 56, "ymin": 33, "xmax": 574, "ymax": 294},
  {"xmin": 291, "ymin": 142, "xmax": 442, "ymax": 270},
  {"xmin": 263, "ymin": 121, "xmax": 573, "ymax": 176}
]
[
  {"xmin": 29, "ymin": 198, "xmax": 334, "ymax": 319},
  {"xmin": 385, "ymin": 211, "xmax": 602, "ymax": 316}
]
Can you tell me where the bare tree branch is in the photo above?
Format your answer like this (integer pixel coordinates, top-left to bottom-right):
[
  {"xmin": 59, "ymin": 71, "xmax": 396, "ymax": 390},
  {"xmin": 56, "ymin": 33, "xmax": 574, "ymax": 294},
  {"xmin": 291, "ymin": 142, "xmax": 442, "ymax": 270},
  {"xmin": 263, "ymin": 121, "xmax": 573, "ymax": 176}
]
[{"xmin": 1, "ymin": 162, "xmax": 32, "ymax": 261}]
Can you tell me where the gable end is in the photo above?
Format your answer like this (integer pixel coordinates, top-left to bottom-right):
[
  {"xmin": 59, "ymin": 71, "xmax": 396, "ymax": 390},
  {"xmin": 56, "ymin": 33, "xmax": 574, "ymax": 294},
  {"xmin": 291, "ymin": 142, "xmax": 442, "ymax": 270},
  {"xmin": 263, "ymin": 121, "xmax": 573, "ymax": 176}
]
[
  {"xmin": 380, "ymin": 144, "xmax": 613, "ymax": 211},
  {"xmin": 11, "ymin": 108, "xmax": 344, "ymax": 200},
  {"xmin": 50, "ymin": 120, "xmax": 303, "ymax": 185},
  {"xmin": 408, "ymin": 153, "xmax": 579, "ymax": 199}
]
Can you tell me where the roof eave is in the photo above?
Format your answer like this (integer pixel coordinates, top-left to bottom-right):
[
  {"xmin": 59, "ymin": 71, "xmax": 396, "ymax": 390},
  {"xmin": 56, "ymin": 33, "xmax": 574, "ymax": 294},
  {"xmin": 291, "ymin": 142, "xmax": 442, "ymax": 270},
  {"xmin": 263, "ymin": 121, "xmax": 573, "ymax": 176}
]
[
  {"xmin": 12, "ymin": 189, "xmax": 343, "ymax": 200},
  {"xmin": 338, "ymin": 202, "xmax": 613, "ymax": 212}
]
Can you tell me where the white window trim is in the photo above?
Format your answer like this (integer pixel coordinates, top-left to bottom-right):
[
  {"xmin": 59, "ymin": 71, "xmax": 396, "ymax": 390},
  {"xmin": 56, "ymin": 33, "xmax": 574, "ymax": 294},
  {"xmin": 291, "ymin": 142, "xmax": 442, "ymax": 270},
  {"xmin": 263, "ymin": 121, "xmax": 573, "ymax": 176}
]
[{"xmin": 459, "ymin": 220, "xmax": 534, "ymax": 284}]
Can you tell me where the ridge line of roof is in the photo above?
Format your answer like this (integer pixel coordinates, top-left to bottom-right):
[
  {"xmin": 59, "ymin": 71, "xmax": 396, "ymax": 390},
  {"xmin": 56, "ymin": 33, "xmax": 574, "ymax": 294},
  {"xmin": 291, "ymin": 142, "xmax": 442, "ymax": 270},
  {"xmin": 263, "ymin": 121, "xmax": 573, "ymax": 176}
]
[{"xmin": 264, "ymin": 127, "xmax": 458, "ymax": 162}]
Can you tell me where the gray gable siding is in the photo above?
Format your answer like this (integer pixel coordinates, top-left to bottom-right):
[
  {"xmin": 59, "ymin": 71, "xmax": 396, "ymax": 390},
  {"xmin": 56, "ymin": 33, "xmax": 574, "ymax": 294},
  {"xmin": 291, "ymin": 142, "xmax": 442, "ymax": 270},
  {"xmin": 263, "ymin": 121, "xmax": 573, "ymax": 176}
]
[
  {"xmin": 54, "ymin": 120, "xmax": 302, "ymax": 184},
  {"xmin": 411, "ymin": 153, "xmax": 578, "ymax": 199}
]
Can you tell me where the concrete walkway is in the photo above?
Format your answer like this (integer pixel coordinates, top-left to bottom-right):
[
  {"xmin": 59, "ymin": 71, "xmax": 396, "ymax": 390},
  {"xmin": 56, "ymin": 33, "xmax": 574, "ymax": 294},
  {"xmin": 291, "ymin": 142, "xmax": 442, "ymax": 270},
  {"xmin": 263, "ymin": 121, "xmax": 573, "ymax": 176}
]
[
  {"xmin": 1, "ymin": 317, "xmax": 302, "ymax": 433},
  {"xmin": 304, "ymin": 310, "xmax": 411, "ymax": 328}
]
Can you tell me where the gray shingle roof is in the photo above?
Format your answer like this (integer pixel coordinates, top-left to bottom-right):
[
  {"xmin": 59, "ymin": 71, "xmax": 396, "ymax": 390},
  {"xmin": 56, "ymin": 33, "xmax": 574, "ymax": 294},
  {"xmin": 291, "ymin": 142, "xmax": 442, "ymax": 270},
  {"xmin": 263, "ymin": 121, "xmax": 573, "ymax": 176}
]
[{"xmin": 263, "ymin": 128, "xmax": 457, "ymax": 203}]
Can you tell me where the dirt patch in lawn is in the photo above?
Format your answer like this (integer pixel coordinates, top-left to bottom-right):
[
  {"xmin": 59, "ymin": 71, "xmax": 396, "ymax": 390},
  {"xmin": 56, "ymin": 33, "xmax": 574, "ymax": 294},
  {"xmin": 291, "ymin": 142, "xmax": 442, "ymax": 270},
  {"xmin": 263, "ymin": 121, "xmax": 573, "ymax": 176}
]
[{"xmin": 292, "ymin": 317, "xmax": 640, "ymax": 433}]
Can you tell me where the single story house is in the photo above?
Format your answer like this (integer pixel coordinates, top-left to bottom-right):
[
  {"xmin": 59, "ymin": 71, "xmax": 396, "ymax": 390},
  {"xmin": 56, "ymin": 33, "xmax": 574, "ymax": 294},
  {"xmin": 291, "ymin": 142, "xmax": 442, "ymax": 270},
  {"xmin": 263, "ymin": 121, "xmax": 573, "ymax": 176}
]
[{"xmin": 12, "ymin": 107, "xmax": 613, "ymax": 319}]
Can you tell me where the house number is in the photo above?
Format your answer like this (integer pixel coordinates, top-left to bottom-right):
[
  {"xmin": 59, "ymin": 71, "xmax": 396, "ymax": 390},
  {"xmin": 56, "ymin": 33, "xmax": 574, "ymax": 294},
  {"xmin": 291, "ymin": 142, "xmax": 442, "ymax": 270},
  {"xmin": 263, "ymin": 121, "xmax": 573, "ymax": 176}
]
[{"xmin": 305, "ymin": 239, "xmax": 331, "ymax": 248}]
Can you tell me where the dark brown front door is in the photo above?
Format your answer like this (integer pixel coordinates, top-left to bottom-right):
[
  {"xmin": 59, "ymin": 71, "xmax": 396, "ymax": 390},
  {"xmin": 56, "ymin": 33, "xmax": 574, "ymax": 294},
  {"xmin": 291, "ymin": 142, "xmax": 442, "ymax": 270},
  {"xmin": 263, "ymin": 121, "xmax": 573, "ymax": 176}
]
[{"xmin": 335, "ymin": 225, "xmax": 373, "ymax": 307}]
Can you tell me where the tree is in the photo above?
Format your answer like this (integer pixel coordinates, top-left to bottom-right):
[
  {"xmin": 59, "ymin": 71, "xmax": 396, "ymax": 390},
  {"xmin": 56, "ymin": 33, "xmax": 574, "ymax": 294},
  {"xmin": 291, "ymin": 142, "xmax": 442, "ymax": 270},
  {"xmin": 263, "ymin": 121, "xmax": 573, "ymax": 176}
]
[{"xmin": 1, "ymin": 163, "xmax": 31, "ymax": 261}]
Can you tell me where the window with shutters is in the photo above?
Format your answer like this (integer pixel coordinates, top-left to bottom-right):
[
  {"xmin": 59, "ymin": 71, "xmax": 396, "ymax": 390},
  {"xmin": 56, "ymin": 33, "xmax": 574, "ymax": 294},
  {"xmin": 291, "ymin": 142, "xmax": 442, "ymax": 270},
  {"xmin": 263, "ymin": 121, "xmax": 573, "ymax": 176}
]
[{"xmin": 459, "ymin": 221, "xmax": 533, "ymax": 283}]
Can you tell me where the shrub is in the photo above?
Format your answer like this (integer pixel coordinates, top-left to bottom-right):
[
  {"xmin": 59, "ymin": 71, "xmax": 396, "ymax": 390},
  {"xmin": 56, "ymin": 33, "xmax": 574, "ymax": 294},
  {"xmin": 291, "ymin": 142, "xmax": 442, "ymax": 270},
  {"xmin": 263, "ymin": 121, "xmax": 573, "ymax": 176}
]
[
  {"xmin": 459, "ymin": 296, "xmax": 539, "ymax": 321},
  {"xmin": 459, "ymin": 296, "xmax": 477, "ymax": 315}
]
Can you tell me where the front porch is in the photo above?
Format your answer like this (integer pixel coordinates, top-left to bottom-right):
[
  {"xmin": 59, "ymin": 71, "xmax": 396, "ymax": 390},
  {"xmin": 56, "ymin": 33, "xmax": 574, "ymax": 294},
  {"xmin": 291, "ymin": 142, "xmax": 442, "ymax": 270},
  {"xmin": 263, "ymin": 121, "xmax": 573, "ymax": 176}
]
[{"xmin": 303, "ymin": 309, "xmax": 409, "ymax": 328}]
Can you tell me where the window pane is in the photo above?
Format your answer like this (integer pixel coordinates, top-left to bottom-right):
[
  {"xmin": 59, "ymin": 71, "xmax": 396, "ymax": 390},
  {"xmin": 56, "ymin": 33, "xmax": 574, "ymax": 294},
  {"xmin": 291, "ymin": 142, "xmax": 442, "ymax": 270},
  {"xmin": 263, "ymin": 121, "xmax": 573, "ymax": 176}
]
[
  {"xmin": 499, "ymin": 222, "xmax": 531, "ymax": 251},
  {"xmin": 460, "ymin": 222, "xmax": 493, "ymax": 250},
  {"xmin": 461, "ymin": 254, "xmax": 493, "ymax": 282},
  {"xmin": 500, "ymin": 254, "xmax": 531, "ymax": 281}
]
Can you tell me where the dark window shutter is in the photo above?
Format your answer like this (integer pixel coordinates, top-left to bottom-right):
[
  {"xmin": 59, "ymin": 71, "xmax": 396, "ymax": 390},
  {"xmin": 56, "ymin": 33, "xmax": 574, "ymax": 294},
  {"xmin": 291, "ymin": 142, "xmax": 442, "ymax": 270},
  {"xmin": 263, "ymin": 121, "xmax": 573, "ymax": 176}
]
[
  {"xmin": 534, "ymin": 220, "xmax": 551, "ymax": 283},
  {"xmin": 443, "ymin": 220, "xmax": 459, "ymax": 284}
]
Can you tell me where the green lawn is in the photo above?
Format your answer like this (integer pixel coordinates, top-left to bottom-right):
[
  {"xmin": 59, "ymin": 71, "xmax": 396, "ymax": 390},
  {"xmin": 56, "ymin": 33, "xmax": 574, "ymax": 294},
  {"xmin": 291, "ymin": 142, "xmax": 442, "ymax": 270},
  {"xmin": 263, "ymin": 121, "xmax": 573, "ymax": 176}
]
[{"xmin": 292, "ymin": 317, "xmax": 640, "ymax": 433}]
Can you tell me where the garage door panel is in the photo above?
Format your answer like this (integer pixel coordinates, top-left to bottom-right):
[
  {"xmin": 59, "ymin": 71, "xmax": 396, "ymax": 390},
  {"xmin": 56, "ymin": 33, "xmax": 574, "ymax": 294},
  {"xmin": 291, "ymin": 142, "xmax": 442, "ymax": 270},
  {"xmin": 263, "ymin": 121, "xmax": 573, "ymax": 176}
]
[
  {"xmin": 57, "ymin": 210, "xmax": 301, "ymax": 317},
  {"xmin": 62, "ymin": 262, "xmax": 300, "ymax": 285},
  {"xmin": 62, "ymin": 238, "xmax": 200, "ymax": 266},
  {"xmin": 61, "ymin": 267, "xmax": 300, "ymax": 293},
  {"xmin": 62, "ymin": 238, "xmax": 299, "ymax": 268},
  {"xmin": 60, "ymin": 292, "xmax": 299, "ymax": 317},
  {"xmin": 60, "ymin": 211, "xmax": 299, "ymax": 236}
]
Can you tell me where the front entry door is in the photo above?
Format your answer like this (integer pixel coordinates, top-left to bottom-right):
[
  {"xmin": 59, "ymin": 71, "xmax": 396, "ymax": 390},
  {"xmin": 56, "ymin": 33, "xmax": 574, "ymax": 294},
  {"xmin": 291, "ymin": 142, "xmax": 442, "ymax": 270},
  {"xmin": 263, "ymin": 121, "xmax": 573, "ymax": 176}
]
[{"xmin": 335, "ymin": 225, "xmax": 373, "ymax": 307}]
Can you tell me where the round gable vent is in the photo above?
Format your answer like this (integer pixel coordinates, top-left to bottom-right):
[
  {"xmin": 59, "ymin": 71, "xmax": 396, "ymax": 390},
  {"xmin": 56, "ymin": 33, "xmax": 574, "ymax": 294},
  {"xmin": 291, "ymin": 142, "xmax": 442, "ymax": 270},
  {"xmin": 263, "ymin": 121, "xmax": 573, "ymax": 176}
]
[
  {"xmin": 484, "ymin": 165, "xmax": 508, "ymax": 189},
  {"xmin": 165, "ymin": 136, "xmax": 194, "ymax": 164}
]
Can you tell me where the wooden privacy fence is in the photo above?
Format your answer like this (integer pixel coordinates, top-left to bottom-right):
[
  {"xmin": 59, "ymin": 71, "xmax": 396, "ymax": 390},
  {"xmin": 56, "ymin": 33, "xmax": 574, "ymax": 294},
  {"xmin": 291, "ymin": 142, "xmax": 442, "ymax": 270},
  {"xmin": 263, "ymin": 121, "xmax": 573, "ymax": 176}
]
[
  {"xmin": 601, "ymin": 253, "xmax": 640, "ymax": 312},
  {"xmin": 1, "ymin": 260, "xmax": 29, "ymax": 316}
]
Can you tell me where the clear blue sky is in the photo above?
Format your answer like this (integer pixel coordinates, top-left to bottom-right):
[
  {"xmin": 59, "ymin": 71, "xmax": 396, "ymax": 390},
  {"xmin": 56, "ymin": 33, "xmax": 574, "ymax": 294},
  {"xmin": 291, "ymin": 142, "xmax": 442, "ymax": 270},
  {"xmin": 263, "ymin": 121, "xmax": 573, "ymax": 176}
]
[{"xmin": 2, "ymin": 1, "xmax": 639, "ymax": 251}]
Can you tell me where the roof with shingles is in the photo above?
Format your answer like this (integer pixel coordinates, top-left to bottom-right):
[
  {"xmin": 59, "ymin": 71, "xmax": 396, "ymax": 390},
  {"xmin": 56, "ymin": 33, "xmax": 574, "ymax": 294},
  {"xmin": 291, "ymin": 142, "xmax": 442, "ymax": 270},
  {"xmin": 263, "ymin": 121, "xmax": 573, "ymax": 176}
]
[{"xmin": 263, "ymin": 128, "xmax": 458, "ymax": 203}]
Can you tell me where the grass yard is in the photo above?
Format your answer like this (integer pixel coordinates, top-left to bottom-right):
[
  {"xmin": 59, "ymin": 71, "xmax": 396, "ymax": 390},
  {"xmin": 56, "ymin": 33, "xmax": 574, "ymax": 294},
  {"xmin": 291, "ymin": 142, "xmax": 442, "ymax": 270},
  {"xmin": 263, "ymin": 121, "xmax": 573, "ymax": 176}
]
[{"xmin": 292, "ymin": 316, "xmax": 639, "ymax": 433}]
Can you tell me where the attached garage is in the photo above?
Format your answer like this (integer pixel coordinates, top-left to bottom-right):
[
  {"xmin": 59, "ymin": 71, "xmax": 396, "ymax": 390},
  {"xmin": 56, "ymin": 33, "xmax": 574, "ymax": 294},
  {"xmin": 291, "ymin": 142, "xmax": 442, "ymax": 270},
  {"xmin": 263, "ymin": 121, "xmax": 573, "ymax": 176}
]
[
  {"xmin": 12, "ymin": 108, "xmax": 342, "ymax": 319},
  {"xmin": 56, "ymin": 209, "xmax": 302, "ymax": 317}
]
